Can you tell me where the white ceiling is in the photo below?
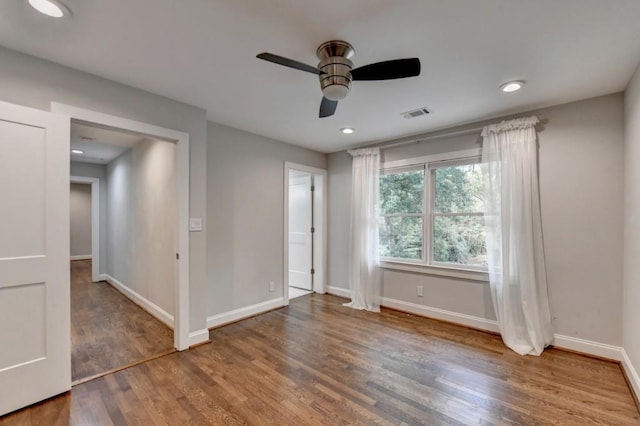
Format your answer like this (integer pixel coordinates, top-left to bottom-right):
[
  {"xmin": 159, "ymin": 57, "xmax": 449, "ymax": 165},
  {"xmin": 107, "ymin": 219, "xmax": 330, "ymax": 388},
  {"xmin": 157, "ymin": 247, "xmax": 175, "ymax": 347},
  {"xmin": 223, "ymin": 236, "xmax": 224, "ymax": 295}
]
[
  {"xmin": 70, "ymin": 123, "xmax": 144, "ymax": 164},
  {"xmin": 1, "ymin": 1, "xmax": 640, "ymax": 153}
]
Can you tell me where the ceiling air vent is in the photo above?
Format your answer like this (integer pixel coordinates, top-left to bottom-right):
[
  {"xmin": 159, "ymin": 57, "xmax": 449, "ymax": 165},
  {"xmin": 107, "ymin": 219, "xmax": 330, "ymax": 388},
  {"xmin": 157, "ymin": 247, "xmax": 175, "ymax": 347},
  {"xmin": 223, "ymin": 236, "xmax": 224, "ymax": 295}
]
[{"xmin": 402, "ymin": 107, "xmax": 431, "ymax": 119}]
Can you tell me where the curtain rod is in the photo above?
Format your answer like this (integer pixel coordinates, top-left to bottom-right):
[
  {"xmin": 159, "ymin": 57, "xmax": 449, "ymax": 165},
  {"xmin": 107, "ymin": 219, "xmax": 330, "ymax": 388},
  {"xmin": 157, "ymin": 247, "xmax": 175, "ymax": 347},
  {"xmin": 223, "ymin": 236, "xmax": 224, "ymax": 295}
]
[
  {"xmin": 349, "ymin": 114, "xmax": 545, "ymax": 153},
  {"xmin": 377, "ymin": 126, "xmax": 484, "ymax": 151},
  {"xmin": 346, "ymin": 126, "xmax": 483, "ymax": 155}
]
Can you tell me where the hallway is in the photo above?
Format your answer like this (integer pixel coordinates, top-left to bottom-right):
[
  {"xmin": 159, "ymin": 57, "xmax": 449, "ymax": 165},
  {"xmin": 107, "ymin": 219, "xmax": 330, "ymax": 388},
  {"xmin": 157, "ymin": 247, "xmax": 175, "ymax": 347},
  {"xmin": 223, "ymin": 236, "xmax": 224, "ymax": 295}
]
[{"xmin": 71, "ymin": 260, "xmax": 174, "ymax": 382}]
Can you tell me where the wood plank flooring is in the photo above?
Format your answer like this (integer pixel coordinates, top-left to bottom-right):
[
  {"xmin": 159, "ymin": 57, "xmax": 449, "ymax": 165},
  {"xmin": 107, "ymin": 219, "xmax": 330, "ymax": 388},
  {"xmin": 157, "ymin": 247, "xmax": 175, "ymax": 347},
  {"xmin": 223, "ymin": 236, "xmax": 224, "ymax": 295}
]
[
  {"xmin": 2, "ymin": 293, "xmax": 638, "ymax": 425},
  {"xmin": 70, "ymin": 260, "xmax": 174, "ymax": 382}
]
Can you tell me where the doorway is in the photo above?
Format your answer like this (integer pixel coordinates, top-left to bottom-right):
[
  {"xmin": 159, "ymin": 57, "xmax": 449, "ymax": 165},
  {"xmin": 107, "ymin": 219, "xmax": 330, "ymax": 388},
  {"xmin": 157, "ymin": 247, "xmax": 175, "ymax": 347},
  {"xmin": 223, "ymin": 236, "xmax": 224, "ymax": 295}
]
[
  {"xmin": 53, "ymin": 103, "xmax": 191, "ymax": 351},
  {"xmin": 68, "ymin": 122, "xmax": 178, "ymax": 383},
  {"xmin": 69, "ymin": 182, "xmax": 93, "ymax": 264},
  {"xmin": 69, "ymin": 177, "xmax": 99, "ymax": 282},
  {"xmin": 284, "ymin": 162, "xmax": 327, "ymax": 304},
  {"xmin": 288, "ymin": 170, "xmax": 313, "ymax": 299}
]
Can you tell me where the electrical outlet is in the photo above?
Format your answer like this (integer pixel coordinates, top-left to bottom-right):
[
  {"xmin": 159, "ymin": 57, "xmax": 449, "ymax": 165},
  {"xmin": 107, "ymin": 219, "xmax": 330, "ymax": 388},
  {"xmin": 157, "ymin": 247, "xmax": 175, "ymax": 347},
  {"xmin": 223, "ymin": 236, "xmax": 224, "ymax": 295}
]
[
  {"xmin": 269, "ymin": 281, "xmax": 275, "ymax": 292},
  {"xmin": 417, "ymin": 285, "xmax": 424, "ymax": 297}
]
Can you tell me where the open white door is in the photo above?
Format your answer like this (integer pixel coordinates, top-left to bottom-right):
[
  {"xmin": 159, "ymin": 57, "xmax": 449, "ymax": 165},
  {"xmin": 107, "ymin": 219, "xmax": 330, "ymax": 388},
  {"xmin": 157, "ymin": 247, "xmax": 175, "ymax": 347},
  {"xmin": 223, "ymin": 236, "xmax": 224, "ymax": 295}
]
[
  {"xmin": 0, "ymin": 101, "xmax": 71, "ymax": 415},
  {"xmin": 288, "ymin": 173, "xmax": 313, "ymax": 291}
]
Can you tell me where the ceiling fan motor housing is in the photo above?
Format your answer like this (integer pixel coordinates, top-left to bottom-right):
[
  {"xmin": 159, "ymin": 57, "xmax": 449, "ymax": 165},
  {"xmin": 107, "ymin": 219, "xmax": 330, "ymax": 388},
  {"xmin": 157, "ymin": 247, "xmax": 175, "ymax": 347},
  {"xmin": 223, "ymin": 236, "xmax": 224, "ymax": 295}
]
[{"xmin": 317, "ymin": 40, "xmax": 355, "ymax": 101}]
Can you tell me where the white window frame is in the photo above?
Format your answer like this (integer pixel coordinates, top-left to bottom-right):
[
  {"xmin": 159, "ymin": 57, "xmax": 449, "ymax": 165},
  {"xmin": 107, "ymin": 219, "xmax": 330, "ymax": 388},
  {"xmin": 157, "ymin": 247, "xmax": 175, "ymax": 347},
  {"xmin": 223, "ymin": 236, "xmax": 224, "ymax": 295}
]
[{"xmin": 379, "ymin": 148, "xmax": 489, "ymax": 282}]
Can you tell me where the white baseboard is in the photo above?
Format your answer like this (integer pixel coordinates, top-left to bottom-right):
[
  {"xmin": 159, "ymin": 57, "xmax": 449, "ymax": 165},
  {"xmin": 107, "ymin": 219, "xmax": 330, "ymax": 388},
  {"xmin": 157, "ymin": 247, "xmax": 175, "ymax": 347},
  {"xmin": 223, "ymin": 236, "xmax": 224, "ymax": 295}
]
[
  {"xmin": 329, "ymin": 287, "xmax": 499, "ymax": 333},
  {"xmin": 381, "ymin": 296, "xmax": 501, "ymax": 333},
  {"xmin": 99, "ymin": 273, "xmax": 108, "ymax": 281},
  {"xmin": 70, "ymin": 255, "xmax": 92, "ymax": 261},
  {"xmin": 327, "ymin": 286, "xmax": 351, "ymax": 299},
  {"xmin": 207, "ymin": 297, "xmax": 285, "ymax": 329},
  {"xmin": 622, "ymin": 349, "xmax": 640, "ymax": 402},
  {"xmin": 552, "ymin": 334, "xmax": 623, "ymax": 361},
  {"xmin": 104, "ymin": 274, "xmax": 174, "ymax": 329},
  {"xmin": 188, "ymin": 329, "xmax": 210, "ymax": 347},
  {"xmin": 331, "ymin": 289, "xmax": 627, "ymax": 362},
  {"xmin": 383, "ymin": 298, "xmax": 627, "ymax": 361}
]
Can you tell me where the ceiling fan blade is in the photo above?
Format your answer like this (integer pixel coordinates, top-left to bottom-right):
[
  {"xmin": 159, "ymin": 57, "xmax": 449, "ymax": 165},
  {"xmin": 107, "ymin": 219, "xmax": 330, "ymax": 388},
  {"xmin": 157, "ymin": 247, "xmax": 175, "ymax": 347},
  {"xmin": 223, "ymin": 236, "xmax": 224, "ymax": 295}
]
[
  {"xmin": 351, "ymin": 58, "xmax": 421, "ymax": 81},
  {"xmin": 319, "ymin": 97, "xmax": 338, "ymax": 118},
  {"xmin": 256, "ymin": 53, "xmax": 323, "ymax": 75}
]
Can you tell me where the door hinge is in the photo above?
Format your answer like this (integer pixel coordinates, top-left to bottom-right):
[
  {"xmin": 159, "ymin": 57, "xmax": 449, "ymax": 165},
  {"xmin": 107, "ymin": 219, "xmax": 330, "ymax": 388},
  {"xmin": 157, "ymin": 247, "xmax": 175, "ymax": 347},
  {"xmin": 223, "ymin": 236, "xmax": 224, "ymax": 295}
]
[
  {"xmin": 176, "ymin": 253, "xmax": 180, "ymax": 260},
  {"xmin": 311, "ymin": 185, "xmax": 315, "ymax": 192},
  {"xmin": 311, "ymin": 268, "xmax": 315, "ymax": 275},
  {"xmin": 311, "ymin": 227, "xmax": 315, "ymax": 233}
]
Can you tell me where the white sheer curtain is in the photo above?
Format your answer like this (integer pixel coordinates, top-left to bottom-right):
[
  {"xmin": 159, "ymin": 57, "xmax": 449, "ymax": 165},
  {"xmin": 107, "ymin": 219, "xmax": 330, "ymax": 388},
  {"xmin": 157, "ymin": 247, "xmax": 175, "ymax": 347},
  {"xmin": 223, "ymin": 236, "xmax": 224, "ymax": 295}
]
[
  {"xmin": 481, "ymin": 116, "xmax": 554, "ymax": 356},
  {"xmin": 344, "ymin": 147, "xmax": 381, "ymax": 312}
]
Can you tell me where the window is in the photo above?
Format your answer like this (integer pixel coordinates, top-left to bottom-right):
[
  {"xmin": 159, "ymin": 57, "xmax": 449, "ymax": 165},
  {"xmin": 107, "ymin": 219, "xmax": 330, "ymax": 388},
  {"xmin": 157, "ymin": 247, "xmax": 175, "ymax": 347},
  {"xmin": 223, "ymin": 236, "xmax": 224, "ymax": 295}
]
[
  {"xmin": 379, "ymin": 167, "xmax": 424, "ymax": 260},
  {"xmin": 379, "ymin": 154, "xmax": 487, "ymax": 271},
  {"xmin": 431, "ymin": 160, "xmax": 486, "ymax": 268}
]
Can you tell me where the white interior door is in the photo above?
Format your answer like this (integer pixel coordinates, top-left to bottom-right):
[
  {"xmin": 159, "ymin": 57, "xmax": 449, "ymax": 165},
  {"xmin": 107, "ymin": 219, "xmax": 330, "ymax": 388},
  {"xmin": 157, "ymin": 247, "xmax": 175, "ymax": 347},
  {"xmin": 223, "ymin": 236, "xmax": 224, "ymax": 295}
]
[
  {"xmin": 0, "ymin": 101, "xmax": 71, "ymax": 416},
  {"xmin": 288, "ymin": 173, "xmax": 312, "ymax": 291}
]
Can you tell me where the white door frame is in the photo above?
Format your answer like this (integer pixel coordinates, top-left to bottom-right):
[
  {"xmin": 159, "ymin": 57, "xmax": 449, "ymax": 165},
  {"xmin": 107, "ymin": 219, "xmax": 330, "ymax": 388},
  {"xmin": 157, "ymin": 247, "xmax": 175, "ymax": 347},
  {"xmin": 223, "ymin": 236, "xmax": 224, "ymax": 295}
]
[
  {"xmin": 69, "ymin": 176, "xmax": 100, "ymax": 282},
  {"xmin": 283, "ymin": 162, "xmax": 327, "ymax": 305},
  {"xmin": 51, "ymin": 102, "xmax": 191, "ymax": 351}
]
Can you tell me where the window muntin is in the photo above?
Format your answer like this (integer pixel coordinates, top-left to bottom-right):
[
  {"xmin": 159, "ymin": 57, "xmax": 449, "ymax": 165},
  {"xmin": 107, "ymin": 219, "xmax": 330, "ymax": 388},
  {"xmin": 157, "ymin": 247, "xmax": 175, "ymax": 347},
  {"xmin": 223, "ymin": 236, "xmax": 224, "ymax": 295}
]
[{"xmin": 379, "ymin": 157, "xmax": 487, "ymax": 271}]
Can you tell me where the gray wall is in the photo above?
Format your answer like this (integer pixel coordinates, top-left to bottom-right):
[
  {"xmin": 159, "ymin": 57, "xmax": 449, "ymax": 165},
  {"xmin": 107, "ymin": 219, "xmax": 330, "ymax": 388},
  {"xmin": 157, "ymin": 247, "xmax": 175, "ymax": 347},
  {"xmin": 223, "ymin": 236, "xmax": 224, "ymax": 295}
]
[
  {"xmin": 623, "ymin": 64, "xmax": 640, "ymax": 375},
  {"xmin": 328, "ymin": 93, "xmax": 625, "ymax": 345},
  {"xmin": 207, "ymin": 123, "xmax": 326, "ymax": 316},
  {"xmin": 107, "ymin": 139, "xmax": 177, "ymax": 316},
  {"xmin": 0, "ymin": 46, "xmax": 207, "ymax": 332},
  {"xmin": 538, "ymin": 94, "xmax": 624, "ymax": 345},
  {"xmin": 70, "ymin": 162, "xmax": 107, "ymax": 273},
  {"xmin": 69, "ymin": 183, "xmax": 92, "ymax": 257}
]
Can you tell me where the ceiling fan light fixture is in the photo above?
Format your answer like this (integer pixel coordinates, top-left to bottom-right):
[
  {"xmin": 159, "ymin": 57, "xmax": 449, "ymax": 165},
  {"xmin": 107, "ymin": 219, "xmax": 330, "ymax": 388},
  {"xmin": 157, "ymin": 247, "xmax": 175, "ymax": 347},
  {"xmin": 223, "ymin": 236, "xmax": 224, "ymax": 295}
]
[
  {"xmin": 322, "ymin": 84, "xmax": 350, "ymax": 101},
  {"xmin": 28, "ymin": 0, "xmax": 67, "ymax": 17},
  {"xmin": 500, "ymin": 80, "xmax": 525, "ymax": 93},
  {"xmin": 340, "ymin": 127, "xmax": 355, "ymax": 135}
]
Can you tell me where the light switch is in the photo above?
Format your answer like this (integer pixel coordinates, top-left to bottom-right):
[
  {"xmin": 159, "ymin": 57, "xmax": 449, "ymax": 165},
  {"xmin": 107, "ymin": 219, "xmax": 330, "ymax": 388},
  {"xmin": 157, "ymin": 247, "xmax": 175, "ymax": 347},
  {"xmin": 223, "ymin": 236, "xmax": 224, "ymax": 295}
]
[{"xmin": 189, "ymin": 218, "xmax": 203, "ymax": 232}]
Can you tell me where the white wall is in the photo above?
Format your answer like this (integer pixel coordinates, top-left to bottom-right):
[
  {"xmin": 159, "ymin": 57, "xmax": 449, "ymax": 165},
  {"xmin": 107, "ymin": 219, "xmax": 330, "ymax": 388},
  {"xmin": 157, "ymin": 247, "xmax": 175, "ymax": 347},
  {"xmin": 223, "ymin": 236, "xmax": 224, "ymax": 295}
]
[
  {"xmin": 207, "ymin": 123, "xmax": 326, "ymax": 316},
  {"xmin": 69, "ymin": 183, "xmax": 92, "ymax": 257},
  {"xmin": 107, "ymin": 139, "xmax": 177, "ymax": 316},
  {"xmin": 623, "ymin": 64, "xmax": 640, "ymax": 384},
  {"xmin": 0, "ymin": 46, "xmax": 207, "ymax": 332},
  {"xmin": 70, "ymin": 162, "xmax": 107, "ymax": 272},
  {"xmin": 329, "ymin": 93, "xmax": 625, "ymax": 346}
]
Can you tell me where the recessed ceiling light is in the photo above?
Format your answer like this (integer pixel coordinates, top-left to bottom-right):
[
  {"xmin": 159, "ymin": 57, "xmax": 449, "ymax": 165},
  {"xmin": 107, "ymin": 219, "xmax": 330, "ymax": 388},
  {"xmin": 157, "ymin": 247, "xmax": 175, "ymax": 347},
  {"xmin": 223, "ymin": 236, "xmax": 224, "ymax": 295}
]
[
  {"xmin": 28, "ymin": 0, "xmax": 66, "ymax": 18},
  {"xmin": 340, "ymin": 127, "xmax": 355, "ymax": 134},
  {"xmin": 71, "ymin": 149, "xmax": 84, "ymax": 155},
  {"xmin": 500, "ymin": 80, "xmax": 525, "ymax": 93}
]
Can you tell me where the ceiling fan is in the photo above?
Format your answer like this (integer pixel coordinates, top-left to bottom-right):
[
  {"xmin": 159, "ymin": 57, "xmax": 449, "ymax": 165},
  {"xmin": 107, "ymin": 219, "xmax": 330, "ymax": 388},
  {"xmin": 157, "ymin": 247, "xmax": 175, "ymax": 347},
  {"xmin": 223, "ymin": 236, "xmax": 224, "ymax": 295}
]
[{"xmin": 257, "ymin": 40, "xmax": 421, "ymax": 118}]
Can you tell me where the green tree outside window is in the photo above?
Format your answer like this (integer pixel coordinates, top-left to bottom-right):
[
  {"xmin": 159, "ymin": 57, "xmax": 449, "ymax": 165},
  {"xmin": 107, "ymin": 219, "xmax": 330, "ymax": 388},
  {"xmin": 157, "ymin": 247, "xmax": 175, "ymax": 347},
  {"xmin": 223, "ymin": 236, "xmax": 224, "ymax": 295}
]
[{"xmin": 379, "ymin": 160, "xmax": 487, "ymax": 269}]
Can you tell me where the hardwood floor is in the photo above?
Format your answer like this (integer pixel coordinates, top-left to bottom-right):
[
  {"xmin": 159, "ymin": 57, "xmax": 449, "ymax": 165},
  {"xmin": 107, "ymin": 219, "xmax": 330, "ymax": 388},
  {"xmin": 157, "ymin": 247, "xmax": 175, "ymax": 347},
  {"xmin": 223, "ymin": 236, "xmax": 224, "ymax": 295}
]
[
  {"xmin": 70, "ymin": 260, "xmax": 174, "ymax": 382},
  {"xmin": 2, "ymin": 293, "xmax": 638, "ymax": 425}
]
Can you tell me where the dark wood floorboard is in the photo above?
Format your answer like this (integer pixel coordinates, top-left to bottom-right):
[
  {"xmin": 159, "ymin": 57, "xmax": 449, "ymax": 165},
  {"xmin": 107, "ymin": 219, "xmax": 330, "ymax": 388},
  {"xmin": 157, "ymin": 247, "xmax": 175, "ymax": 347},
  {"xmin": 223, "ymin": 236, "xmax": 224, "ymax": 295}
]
[
  {"xmin": 2, "ymin": 293, "xmax": 638, "ymax": 425},
  {"xmin": 69, "ymin": 260, "xmax": 173, "ymax": 382}
]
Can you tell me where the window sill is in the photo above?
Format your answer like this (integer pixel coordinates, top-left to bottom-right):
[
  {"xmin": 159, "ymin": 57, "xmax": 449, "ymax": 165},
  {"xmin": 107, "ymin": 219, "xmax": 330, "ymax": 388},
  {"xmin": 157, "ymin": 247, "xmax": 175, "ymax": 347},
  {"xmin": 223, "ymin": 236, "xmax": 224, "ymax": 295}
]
[{"xmin": 379, "ymin": 260, "xmax": 489, "ymax": 282}]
